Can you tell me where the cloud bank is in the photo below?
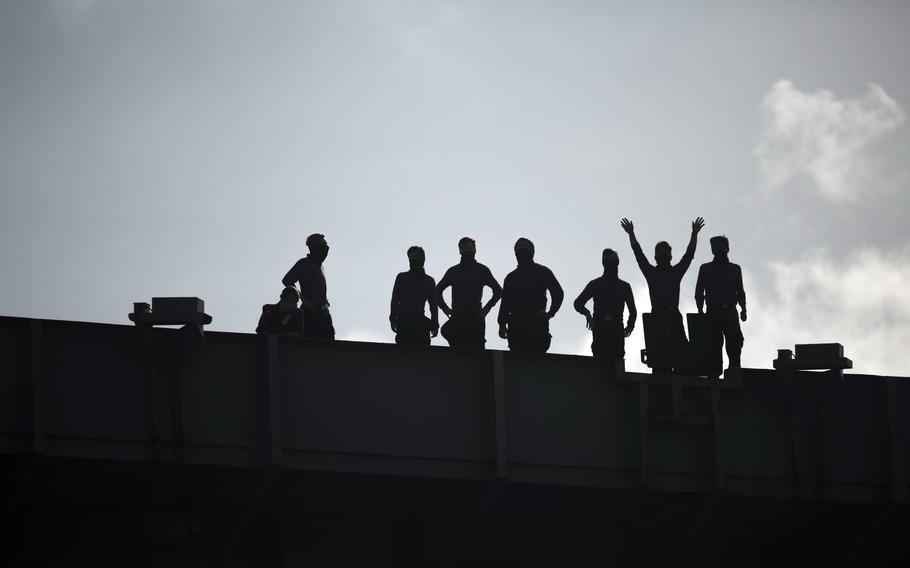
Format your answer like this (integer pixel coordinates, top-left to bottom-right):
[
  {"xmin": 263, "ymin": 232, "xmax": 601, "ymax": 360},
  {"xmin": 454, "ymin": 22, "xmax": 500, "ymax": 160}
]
[
  {"xmin": 745, "ymin": 248, "xmax": 910, "ymax": 376},
  {"xmin": 756, "ymin": 80, "xmax": 905, "ymax": 202}
]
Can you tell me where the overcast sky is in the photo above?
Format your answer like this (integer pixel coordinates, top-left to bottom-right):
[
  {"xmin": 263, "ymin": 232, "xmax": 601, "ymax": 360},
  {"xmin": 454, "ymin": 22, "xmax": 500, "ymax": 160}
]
[{"xmin": 2, "ymin": 0, "xmax": 909, "ymax": 375}]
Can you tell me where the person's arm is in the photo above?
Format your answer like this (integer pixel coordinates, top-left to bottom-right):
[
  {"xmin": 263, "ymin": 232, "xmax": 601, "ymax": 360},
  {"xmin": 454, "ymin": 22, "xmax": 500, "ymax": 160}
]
[
  {"xmin": 621, "ymin": 218, "xmax": 651, "ymax": 275},
  {"xmin": 426, "ymin": 276, "xmax": 440, "ymax": 335},
  {"xmin": 389, "ymin": 274, "xmax": 402, "ymax": 332},
  {"xmin": 284, "ymin": 260, "xmax": 319, "ymax": 311},
  {"xmin": 436, "ymin": 269, "xmax": 453, "ymax": 317},
  {"xmin": 624, "ymin": 283, "xmax": 637, "ymax": 337},
  {"xmin": 481, "ymin": 267, "xmax": 503, "ymax": 317},
  {"xmin": 695, "ymin": 265, "xmax": 706, "ymax": 314},
  {"xmin": 497, "ymin": 275, "xmax": 510, "ymax": 326},
  {"xmin": 282, "ymin": 260, "xmax": 301, "ymax": 287},
  {"xmin": 677, "ymin": 217, "xmax": 704, "ymax": 274},
  {"xmin": 545, "ymin": 268, "xmax": 564, "ymax": 318},
  {"xmin": 497, "ymin": 275, "xmax": 510, "ymax": 338},
  {"xmin": 574, "ymin": 282, "xmax": 595, "ymax": 330},
  {"xmin": 736, "ymin": 265, "xmax": 747, "ymax": 321}
]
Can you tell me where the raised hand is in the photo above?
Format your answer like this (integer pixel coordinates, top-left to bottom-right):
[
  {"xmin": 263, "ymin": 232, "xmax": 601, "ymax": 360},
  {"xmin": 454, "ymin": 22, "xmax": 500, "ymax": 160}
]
[
  {"xmin": 620, "ymin": 218, "xmax": 634, "ymax": 235},
  {"xmin": 692, "ymin": 217, "xmax": 705, "ymax": 234}
]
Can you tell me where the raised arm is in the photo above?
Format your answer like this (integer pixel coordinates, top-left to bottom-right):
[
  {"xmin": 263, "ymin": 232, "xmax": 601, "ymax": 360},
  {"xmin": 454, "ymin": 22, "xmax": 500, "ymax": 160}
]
[
  {"xmin": 624, "ymin": 283, "xmax": 637, "ymax": 337},
  {"xmin": 481, "ymin": 267, "xmax": 503, "ymax": 317},
  {"xmin": 678, "ymin": 217, "xmax": 704, "ymax": 273},
  {"xmin": 621, "ymin": 218, "xmax": 651, "ymax": 274},
  {"xmin": 436, "ymin": 269, "xmax": 453, "ymax": 317}
]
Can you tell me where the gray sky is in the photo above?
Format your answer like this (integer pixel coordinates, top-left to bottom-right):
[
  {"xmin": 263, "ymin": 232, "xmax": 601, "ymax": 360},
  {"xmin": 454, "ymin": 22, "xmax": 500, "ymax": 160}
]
[{"xmin": 2, "ymin": 0, "xmax": 909, "ymax": 375}]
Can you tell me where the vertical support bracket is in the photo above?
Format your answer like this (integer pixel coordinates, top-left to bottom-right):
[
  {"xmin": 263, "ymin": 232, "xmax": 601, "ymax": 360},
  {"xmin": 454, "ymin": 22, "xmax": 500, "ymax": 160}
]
[
  {"xmin": 491, "ymin": 351, "xmax": 508, "ymax": 480},
  {"xmin": 171, "ymin": 368, "xmax": 188, "ymax": 463},
  {"xmin": 885, "ymin": 378, "xmax": 907, "ymax": 502},
  {"xmin": 28, "ymin": 320, "xmax": 46, "ymax": 454},
  {"xmin": 139, "ymin": 325, "xmax": 164, "ymax": 461},
  {"xmin": 790, "ymin": 409, "xmax": 825, "ymax": 499},
  {"xmin": 266, "ymin": 335, "xmax": 283, "ymax": 466},
  {"xmin": 790, "ymin": 411, "xmax": 809, "ymax": 498},
  {"xmin": 672, "ymin": 383, "xmax": 683, "ymax": 422},
  {"xmin": 149, "ymin": 363, "xmax": 164, "ymax": 461},
  {"xmin": 638, "ymin": 382, "xmax": 652, "ymax": 487},
  {"xmin": 711, "ymin": 381, "xmax": 726, "ymax": 492}
]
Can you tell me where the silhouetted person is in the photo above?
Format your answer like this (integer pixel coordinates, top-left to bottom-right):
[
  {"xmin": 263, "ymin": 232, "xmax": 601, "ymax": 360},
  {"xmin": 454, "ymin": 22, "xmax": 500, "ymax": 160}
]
[
  {"xmin": 390, "ymin": 246, "xmax": 440, "ymax": 345},
  {"xmin": 282, "ymin": 233, "xmax": 335, "ymax": 340},
  {"xmin": 256, "ymin": 286, "xmax": 305, "ymax": 337},
  {"xmin": 497, "ymin": 238, "xmax": 564, "ymax": 352},
  {"xmin": 436, "ymin": 237, "xmax": 502, "ymax": 349},
  {"xmin": 622, "ymin": 216, "xmax": 704, "ymax": 370},
  {"xmin": 695, "ymin": 235, "xmax": 746, "ymax": 371},
  {"xmin": 574, "ymin": 249, "xmax": 637, "ymax": 359}
]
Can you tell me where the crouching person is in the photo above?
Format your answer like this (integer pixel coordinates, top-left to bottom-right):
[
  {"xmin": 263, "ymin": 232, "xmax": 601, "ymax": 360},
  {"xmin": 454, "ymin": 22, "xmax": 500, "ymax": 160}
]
[{"xmin": 256, "ymin": 286, "xmax": 305, "ymax": 337}]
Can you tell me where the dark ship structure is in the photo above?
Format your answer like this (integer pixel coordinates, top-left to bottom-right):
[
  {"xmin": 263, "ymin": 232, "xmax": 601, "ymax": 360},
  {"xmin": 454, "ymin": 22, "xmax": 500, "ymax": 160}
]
[{"xmin": 1, "ymin": 298, "xmax": 907, "ymax": 565}]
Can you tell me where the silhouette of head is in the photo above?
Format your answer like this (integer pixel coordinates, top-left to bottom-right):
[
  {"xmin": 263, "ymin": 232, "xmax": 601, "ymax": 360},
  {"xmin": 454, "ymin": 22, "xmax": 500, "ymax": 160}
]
[
  {"xmin": 458, "ymin": 237, "xmax": 476, "ymax": 262},
  {"xmin": 514, "ymin": 238, "xmax": 534, "ymax": 265},
  {"xmin": 710, "ymin": 235, "xmax": 729, "ymax": 260},
  {"xmin": 602, "ymin": 248, "xmax": 619, "ymax": 276},
  {"xmin": 279, "ymin": 286, "xmax": 300, "ymax": 309},
  {"xmin": 654, "ymin": 241, "xmax": 672, "ymax": 266},
  {"xmin": 306, "ymin": 233, "xmax": 329, "ymax": 263},
  {"xmin": 407, "ymin": 246, "xmax": 425, "ymax": 272}
]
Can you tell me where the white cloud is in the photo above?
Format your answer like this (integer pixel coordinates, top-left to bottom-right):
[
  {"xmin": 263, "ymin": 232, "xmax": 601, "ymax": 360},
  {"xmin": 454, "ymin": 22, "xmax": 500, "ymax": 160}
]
[
  {"xmin": 743, "ymin": 248, "xmax": 910, "ymax": 376},
  {"xmin": 755, "ymin": 80, "xmax": 905, "ymax": 202}
]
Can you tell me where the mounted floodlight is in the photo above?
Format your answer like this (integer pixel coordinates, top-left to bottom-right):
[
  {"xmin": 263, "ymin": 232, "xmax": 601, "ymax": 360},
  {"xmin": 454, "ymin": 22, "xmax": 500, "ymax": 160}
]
[
  {"xmin": 129, "ymin": 297, "xmax": 212, "ymax": 328},
  {"xmin": 773, "ymin": 343, "xmax": 852, "ymax": 410},
  {"xmin": 129, "ymin": 297, "xmax": 212, "ymax": 376},
  {"xmin": 773, "ymin": 343, "xmax": 852, "ymax": 371}
]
